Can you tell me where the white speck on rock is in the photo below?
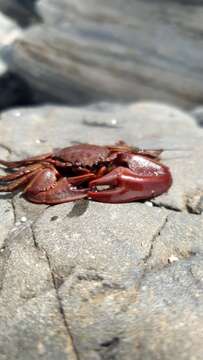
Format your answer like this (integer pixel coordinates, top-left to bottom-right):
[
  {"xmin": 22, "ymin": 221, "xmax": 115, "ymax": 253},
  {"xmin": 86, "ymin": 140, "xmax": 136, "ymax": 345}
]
[
  {"xmin": 37, "ymin": 341, "xmax": 46, "ymax": 355},
  {"xmin": 145, "ymin": 201, "xmax": 153, "ymax": 207},
  {"xmin": 168, "ymin": 255, "xmax": 179, "ymax": 263},
  {"xmin": 14, "ymin": 111, "xmax": 21, "ymax": 118},
  {"xmin": 111, "ymin": 118, "xmax": 117, "ymax": 125}
]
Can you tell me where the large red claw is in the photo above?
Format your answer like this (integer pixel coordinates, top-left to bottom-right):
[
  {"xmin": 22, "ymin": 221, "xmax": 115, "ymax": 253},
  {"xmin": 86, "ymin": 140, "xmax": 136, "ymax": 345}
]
[
  {"xmin": 88, "ymin": 161, "xmax": 172, "ymax": 203},
  {"xmin": 25, "ymin": 173, "xmax": 95, "ymax": 205},
  {"xmin": 25, "ymin": 178, "xmax": 88, "ymax": 204}
]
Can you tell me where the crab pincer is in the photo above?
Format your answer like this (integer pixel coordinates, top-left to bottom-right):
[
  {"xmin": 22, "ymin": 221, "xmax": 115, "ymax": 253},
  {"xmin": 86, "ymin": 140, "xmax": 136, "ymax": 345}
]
[
  {"xmin": 88, "ymin": 154, "xmax": 172, "ymax": 203},
  {"xmin": 23, "ymin": 172, "xmax": 96, "ymax": 204}
]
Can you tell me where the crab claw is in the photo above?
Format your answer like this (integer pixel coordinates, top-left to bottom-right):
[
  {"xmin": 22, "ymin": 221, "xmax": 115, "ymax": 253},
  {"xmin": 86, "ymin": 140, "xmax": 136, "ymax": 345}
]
[
  {"xmin": 25, "ymin": 177, "xmax": 89, "ymax": 204},
  {"xmin": 88, "ymin": 165, "xmax": 172, "ymax": 203},
  {"xmin": 25, "ymin": 172, "xmax": 95, "ymax": 205}
]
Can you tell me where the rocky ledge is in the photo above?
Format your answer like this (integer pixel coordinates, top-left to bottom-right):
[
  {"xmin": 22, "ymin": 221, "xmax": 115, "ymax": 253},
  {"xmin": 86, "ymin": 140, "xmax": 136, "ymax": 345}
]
[
  {"xmin": 1, "ymin": 1, "xmax": 203, "ymax": 107},
  {"xmin": 0, "ymin": 102, "xmax": 202, "ymax": 359}
]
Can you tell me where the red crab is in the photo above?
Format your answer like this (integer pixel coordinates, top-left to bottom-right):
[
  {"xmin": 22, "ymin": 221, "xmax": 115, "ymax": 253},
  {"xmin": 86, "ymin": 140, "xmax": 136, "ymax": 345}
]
[{"xmin": 0, "ymin": 141, "xmax": 172, "ymax": 204}]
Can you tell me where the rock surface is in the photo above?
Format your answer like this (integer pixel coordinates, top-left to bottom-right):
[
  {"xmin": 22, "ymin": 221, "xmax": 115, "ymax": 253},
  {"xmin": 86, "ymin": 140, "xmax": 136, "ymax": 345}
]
[
  {"xmin": 2, "ymin": 0, "xmax": 203, "ymax": 106},
  {"xmin": 0, "ymin": 102, "xmax": 203, "ymax": 359}
]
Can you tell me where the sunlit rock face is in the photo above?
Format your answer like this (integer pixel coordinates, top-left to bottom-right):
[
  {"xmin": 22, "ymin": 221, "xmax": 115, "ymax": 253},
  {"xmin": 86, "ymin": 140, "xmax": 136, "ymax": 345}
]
[
  {"xmin": 1, "ymin": 0, "xmax": 203, "ymax": 106},
  {"xmin": 0, "ymin": 102, "xmax": 203, "ymax": 359}
]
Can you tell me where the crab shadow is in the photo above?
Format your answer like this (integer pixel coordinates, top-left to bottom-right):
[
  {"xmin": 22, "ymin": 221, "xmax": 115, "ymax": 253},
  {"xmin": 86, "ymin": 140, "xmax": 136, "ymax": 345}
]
[
  {"xmin": 0, "ymin": 193, "xmax": 14, "ymax": 200},
  {"xmin": 67, "ymin": 199, "xmax": 89, "ymax": 218}
]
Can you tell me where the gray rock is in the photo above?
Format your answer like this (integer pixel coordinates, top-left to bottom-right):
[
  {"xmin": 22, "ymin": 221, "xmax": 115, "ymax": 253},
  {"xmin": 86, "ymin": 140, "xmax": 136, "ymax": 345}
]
[
  {"xmin": 33, "ymin": 201, "xmax": 169, "ymax": 286},
  {"xmin": 0, "ymin": 12, "xmax": 22, "ymax": 74},
  {"xmin": 59, "ymin": 256, "xmax": 203, "ymax": 360},
  {"xmin": 0, "ymin": 102, "xmax": 203, "ymax": 359},
  {"xmin": 146, "ymin": 211, "xmax": 203, "ymax": 270},
  {"xmin": 0, "ymin": 290, "xmax": 77, "ymax": 360},
  {"xmin": 3, "ymin": 0, "xmax": 203, "ymax": 106}
]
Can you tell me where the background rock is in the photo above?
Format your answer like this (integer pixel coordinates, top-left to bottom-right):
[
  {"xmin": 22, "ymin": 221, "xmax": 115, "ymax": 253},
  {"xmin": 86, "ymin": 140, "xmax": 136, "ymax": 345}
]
[
  {"xmin": 2, "ymin": 0, "xmax": 203, "ymax": 107},
  {"xmin": 0, "ymin": 102, "xmax": 202, "ymax": 359},
  {"xmin": 0, "ymin": 12, "xmax": 33, "ymax": 110}
]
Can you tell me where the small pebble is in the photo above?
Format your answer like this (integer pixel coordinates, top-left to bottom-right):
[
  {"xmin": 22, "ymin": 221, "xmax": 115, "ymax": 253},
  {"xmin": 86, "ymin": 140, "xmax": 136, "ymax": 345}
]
[
  {"xmin": 13, "ymin": 111, "xmax": 21, "ymax": 118},
  {"xmin": 110, "ymin": 118, "xmax": 118, "ymax": 125},
  {"xmin": 37, "ymin": 342, "xmax": 46, "ymax": 355},
  {"xmin": 145, "ymin": 201, "xmax": 153, "ymax": 207},
  {"xmin": 35, "ymin": 139, "xmax": 46, "ymax": 144},
  {"xmin": 20, "ymin": 216, "xmax": 27, "ymax": 223},
  {"xmin": 168, "ymin": 255, "xmax": 179, "ymax": 263}
]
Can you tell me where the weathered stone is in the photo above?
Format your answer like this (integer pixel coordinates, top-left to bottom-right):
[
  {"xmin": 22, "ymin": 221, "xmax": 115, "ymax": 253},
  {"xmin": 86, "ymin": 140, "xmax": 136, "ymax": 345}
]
[
  {"xmin": 4, "ymin": 0, "xmax": 203, "ymax": 106},
  {"xmin": 0, "ymin": 102, "xmax": 202, "ymax": 359},
  {"xmin": 146, "ymin": 212, "xmax": 203, "ymax": 269},
  {"xmin": 0, "ymin": 290, "xmax": 77, "ymax": 360},
  {"xmin": 59, "ymin": 256, "xmax": 203, "ymax": 360},
  {"xmin": 33, "ymin": 201, "xmax": 169, "ymax": 285},
  {"xmin": 0, "ymin": 225, "xmax": 52, "ymax": 317}
]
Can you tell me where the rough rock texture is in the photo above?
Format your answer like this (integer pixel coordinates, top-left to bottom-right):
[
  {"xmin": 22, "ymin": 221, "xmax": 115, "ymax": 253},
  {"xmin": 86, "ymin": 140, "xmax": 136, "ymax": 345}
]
[
  {"xmin": 0, "ymin": 102, "xmax": 202, "ymax": 359},
  {"xmin": 2, "ymin": 0, "xmax": 203, "ymax": 106}
]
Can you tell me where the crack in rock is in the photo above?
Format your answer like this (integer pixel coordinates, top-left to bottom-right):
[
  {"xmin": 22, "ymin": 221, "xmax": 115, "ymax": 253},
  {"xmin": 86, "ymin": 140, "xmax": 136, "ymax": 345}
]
[
  {"xmin": 10, "ymin": 198, "xmax": 17, "ymax": 224},
  {"xmin": 0, "ymin": 143, "xmax": 12, "ymax": 154},
  {"xmin": 0, "ymin": 240, "xmax": 11, "ymax": 292},
  {"xmin": 151, "ymin": 201, "xmax": 182, "ymax": 213},
  {"xmin": 143, "ymin": 214, "xmax": 169, "ymax": 267},
  {"xmin": 30, "ymin": 223, "xmax": 80, "ymax": 360}
]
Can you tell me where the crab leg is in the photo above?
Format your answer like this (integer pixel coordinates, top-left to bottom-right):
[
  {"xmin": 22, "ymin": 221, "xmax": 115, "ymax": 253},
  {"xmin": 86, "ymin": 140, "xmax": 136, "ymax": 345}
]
[
  {"xmin": 88, "ymin": 155, "xmax": 172, "ymax": 203},
  {"xmin": 0, "ymin": 171, "xmax": 41, "ymax": 192},
  {"xmin": 0, "ymin": 163, "xmax": 46, "ymax": 181},
  {"xmin": 0, "ymin": 153, "xmax": 53, "ymax": 168}
]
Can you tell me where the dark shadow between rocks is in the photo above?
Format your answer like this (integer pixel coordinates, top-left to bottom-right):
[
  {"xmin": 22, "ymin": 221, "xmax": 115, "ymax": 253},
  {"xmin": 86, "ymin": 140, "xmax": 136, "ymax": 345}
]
[
  {"xmin": 0, "ymin": 0, "xmax": 42, "ymax": 28},
  {"xmin": 99, "ymin": 337, "xmax": 120, "ymax": 359},
  {"xmin": 0, "ymin": 71, "xmax": 114, "ymax": 112},
  {"xmin": 0, "ymin": 72, "xmax": 34, "ymax": 112},
  {"xmin": 0, "ymin": 193, "xmax": 14, "ymax": 200}
]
